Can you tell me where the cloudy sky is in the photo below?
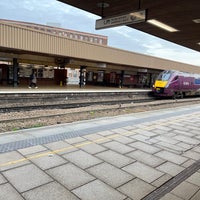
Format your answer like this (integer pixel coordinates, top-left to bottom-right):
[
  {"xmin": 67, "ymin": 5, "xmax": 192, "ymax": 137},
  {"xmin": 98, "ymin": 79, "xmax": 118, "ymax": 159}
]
[{"xmin": 0, "ymin": 0, "xmax": 200, "ymax": 66}]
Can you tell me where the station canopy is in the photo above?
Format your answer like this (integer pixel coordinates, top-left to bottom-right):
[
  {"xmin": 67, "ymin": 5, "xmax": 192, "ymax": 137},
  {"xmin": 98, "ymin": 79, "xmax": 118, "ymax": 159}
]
[{"xmin": 58, "ymin": 0, "xmax": 200, "ymax": 52}]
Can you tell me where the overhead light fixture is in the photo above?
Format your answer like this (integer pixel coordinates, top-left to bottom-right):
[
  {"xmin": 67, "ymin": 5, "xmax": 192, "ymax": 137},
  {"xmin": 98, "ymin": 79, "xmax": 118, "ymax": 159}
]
[
  {"xmin": 193, "ymin": 19, "xmax": 200, "ymax": 23},
  {"xmin": 198, "ymin": 42, "xmax": 200, "ymax": 45},
  {"xmin": 147, "ymin": 19, "xmax": 179, "ymax": 32}
]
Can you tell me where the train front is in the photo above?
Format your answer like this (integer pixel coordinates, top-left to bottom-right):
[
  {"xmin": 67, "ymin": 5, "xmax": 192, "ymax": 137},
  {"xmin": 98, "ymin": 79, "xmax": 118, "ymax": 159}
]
[{"xmin": 152, "ymin": 70, "xmax": 175, "ymax": 97}]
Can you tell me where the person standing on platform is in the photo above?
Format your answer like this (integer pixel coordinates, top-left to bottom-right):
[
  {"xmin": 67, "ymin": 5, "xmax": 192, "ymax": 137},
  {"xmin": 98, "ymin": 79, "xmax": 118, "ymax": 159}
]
[{"xmin": 29, "ymin": 70, "xmax": 38, "ymax": 89}]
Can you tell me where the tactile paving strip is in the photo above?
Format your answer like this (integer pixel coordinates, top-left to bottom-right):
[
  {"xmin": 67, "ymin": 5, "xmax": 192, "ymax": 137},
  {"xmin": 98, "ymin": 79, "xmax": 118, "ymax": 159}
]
[
  {"xmin": 0, "ymin": 106, "xmax": 199, "ymax": 153},
  {"xmin": 0, "ymin": 120, "xmax": 129, "ymax": 153}
]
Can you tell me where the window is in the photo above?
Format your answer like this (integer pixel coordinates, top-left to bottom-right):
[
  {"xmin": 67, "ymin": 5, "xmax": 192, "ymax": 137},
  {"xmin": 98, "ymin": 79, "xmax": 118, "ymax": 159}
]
[
  {"xmin": 94, "ymin": 38, "xmax": 98, "ymax": 43},
  {"xmin": 90, "ymin": 37, "xmax": 93, "ymax": 42},
  {"xmin": 157, "ymin": 70, "xmax": 173, "ymax": 81}
]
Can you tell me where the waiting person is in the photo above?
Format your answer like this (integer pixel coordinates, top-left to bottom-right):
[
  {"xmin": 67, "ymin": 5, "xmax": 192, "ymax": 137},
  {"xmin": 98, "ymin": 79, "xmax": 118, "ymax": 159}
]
[{"xmin": 29, "ymin": 70, "xmax": 38, "ymax": 88}]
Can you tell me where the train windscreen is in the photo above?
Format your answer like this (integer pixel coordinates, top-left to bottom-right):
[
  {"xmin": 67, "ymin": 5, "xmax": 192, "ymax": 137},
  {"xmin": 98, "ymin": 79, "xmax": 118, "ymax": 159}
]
[{"xmin": 157, "ymin": 71, "xmax": 173, "ymax": 81}]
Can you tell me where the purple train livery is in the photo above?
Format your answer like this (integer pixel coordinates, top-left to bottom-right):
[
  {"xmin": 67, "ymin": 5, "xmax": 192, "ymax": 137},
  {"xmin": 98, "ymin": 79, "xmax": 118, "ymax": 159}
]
[{"xmin": 152, "ymin": 70, "xmax": 200, "ymax": 98}]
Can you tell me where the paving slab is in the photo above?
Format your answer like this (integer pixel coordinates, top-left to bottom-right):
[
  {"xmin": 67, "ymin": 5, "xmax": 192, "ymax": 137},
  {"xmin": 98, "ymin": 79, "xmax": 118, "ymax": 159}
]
[
  {"xmin": 156, "ymin": 162, "xmax": 185, "ymax": 176},
  {"xmin": 2, "ymin": 164, "xmax": 52, "ymax": 193},
  {"xmin": 151, "ymin": 173, "xmax": 172, "ymax": 187},
  {"xmin": 17, "ymin": 145, "xmax": 47, "ymax": 156},
  {"xmin": 186, "ymin": 172, "xmax": 200, "ymax": 187},
  {"xmin": 65, "ymin": 136, "xmax": 87, "ymax": 144},
  {"xmin": 155, "ymin": 141, "xmax": 187, "ymax": 154},
  {"xmin": 151, "ymin": 129, "xmax": 169, "ymax": 135},
  {"xmin": 128, "ymin": 141, "xmax": 161, "ymax": 154},
  {"xmin": 183, "ymin": 150, "xmax": 200, "ymax": 161},
  {"xmin": 122, "ymin": 161, "xmax": 163, "ymax": 183},
  {"xmin": 95, "ymin": 150, "xmax": 134, "ymax": 168},
  {"xmin": 130, "ymin": 134, "xmax": 151, "ymax": 143},
  {"xmin": 181, "ymin": 159, "xmax": 196, "ymax": 168},
  {"xmin": 153, "ymin": 125, "xmax": 172, "ymax": 132},
  {"xmin": 155, "ymin": 135, "xmax": 179, "ymax": 145},
  {"xmin": 87, "ymin": 162, "xmax": 134, "ymax": 188},
  {"xmin": 173, "ymin": 135, "xmax": 200, "ymax": 145},
  {"xmin": 0, "ymin": 151, "xmax": 30, "ymax": 171},
  {"xmin": 103, "ymin": 141, "xmax": 134, "ymax": 154},
  {"xmin": 97, "ymin": 130, "xmax": 116, "ymax": 136},
  {"xmin": 22, "ymin": 182, "xmax": 79, "ymax": 200},
  {"xmin": 133, "ymin": 129, "xmax": 157, "ymax": 138},
  {"xmin": 112, "ymin": 135, "xmax": 134, "ymax": 144},
  {"xmin": 177, "ymin": 142, "xmax": 193, "ymax": 151},
  {"xmin": 0, "ymin": 183, "xmax": 24, "ymax": 200},
  {"xmin": 160, "ymin": 193, "xmax": 183, "ymax": 200},
  {"xmin": 190, "ymin": 129, "xmax": 200, "ymax": 135},
  {"xmin": 193, "ymin": 146, "xmax": 200, "ymax": 153},
  {"xmin": 62, "ymin": 150, "xmax": 102, "ymax": 169},
  {"xmin": 72, "ymin": 179, "xmax": 126, "ymax": 200},
  {"xmin": 169, "ymin": 125, "xmax": 190, "ymax": 132},
  {"xmin": 126, "ymin": 150, "xmax": 165, "ymax": 167},
  {"xmin": 117, "ymin": 178, "xmax": 155, "ymax": 200},
  {"xmin": 29, "ymin": 151, "xmax": 67, "ymax": 170},
  {"xmin": 155, "ymin": 150, "xmax": 188, "ymax": 165},
  {"xmin": 46, "ymin": 163, "xmax": 95, "ymax": 190},
  {"xmin": 44, "ymin": 141, "xmax": 78, "ymax": 155},
  {"xmin": 78, "ymin": 142, "xmax": 107, "ymax": 154},
  {"xmin": 171, "ymin": 181, "xmax": 199, "ymax": 200},
  {"xmin": 82, "ymin": 133, "xmax": 111, "ymax": 144},
  {"xmin": 190, "ymin": 190, "xmax": 200, "ymax": 200}
]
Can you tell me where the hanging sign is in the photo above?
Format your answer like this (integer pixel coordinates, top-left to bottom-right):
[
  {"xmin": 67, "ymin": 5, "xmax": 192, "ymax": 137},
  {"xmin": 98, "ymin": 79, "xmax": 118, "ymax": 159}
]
[{"xmin": 95, "ymin": 10, "xmax": 146, "ymax": 30}]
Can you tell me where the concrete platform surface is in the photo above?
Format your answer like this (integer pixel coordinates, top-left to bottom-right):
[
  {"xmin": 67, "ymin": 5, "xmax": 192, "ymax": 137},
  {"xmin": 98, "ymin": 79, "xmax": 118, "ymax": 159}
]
[
  {"xmin": 0, "ymin": 85, "xmax": 150, "ymax": 94},
  {"xmin": 1, "ymin": 104, "xmax": 200, "ymax": 200}
]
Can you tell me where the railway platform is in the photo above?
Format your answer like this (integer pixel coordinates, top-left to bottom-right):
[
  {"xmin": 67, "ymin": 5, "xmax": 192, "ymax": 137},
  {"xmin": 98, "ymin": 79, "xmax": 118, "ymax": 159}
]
[
  {"xmin": 0, "ymin": 85, "xmax": 150, "ymax": 93},
  {"xmin": 1, "ymin": 103, "xmax": 200, "ymax": 199}
]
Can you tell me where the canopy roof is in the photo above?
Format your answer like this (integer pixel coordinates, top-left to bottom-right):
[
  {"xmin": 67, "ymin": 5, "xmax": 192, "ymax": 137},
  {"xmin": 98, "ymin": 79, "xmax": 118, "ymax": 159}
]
[{"xmin": 58, "ymin": 0, "xmax": 200, "ymax": 52}]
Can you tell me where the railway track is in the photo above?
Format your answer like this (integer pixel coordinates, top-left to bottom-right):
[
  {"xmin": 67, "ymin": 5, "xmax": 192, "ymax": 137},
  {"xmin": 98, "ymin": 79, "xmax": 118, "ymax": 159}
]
[
  {"xmin": 0, "ymin": 98, "xmax": 154, "ymax": 113},
  {"xmin": 1, "ymin": 96, "xmax": 200, "ymax": 133}
]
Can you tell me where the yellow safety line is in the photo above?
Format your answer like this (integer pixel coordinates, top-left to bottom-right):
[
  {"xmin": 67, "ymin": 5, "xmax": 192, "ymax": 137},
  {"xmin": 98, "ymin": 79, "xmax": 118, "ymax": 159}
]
[
  {"xmin": 143, "ymin": 117, "xmax": 190, "ymax": 130},
  {"xmin": 0, "ymin": 112, "xmax": 197, "ymax": 168},
  {"xmin": 0, "ymin": 132, "xmax": 135, "ymax": 168}
]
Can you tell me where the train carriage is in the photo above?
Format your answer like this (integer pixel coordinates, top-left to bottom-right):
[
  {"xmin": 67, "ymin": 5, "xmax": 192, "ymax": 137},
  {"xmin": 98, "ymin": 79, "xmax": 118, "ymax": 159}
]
[{"xmin": 152, "ymin": 70, "xmax": 200, "ymax": 98}]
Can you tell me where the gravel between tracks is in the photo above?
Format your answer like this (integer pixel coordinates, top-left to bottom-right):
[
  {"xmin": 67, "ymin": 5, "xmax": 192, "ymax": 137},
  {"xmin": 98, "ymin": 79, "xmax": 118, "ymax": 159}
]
[{"xmin": 1, "ymin": 100, "xmax": 200, "ymax": 133}]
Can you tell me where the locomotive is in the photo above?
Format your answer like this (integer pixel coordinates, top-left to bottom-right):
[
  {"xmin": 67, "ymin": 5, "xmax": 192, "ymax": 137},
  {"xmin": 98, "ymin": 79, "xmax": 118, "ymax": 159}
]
[{"xmin": 152, "ymin": 70, "xmax": 200, "ymax": 98}]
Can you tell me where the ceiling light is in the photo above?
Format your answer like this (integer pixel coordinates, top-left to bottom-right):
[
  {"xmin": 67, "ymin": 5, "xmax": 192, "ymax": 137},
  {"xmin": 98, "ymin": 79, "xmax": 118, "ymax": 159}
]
[
  {"xmin": 147, "ymin": 19, "xmax": 179, "ymax": 32},
  {"xmin": 198, "ymin": 42, "xmax": 200, "ymax": 45},
  {"xmin": 193, "ymin": 19, "xmax": 200, "ymax": 23}
]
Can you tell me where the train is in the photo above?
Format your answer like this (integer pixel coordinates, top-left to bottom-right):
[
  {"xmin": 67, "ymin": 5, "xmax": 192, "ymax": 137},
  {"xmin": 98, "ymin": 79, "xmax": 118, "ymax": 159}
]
[{"xmin": 152, "ymin": 70, "xmax": 200, "ymax": 98}]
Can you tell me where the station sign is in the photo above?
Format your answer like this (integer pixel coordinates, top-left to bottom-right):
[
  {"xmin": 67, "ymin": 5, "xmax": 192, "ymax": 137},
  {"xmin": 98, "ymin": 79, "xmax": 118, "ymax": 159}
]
[{"xmin": 95, "ymin": 10, "xmax": 146, "ymax": 30}]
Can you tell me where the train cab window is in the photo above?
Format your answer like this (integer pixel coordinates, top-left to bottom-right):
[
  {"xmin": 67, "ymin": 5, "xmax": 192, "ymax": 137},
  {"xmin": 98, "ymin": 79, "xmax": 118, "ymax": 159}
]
[{"xmin": 157, "ymin": 70, "xmax": 172, "ymax": 81}]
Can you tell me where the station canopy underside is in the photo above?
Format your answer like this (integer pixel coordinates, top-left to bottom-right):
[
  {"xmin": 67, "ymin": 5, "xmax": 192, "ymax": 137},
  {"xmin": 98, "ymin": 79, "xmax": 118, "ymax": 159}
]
[{"xmin": 58, "ymin": 0, "xmax": 200, "ymax": 52}]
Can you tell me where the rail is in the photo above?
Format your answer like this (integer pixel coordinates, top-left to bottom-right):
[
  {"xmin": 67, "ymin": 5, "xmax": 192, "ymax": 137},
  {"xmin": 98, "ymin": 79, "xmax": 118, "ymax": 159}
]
[{"xmin": 1, "ymin": 96, "xmax": 200, "ymax": 133}]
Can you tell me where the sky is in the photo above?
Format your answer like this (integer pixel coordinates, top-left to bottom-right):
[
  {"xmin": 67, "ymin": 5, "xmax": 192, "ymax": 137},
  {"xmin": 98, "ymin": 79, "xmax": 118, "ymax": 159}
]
[{"xmin": 0, "ymin": 0, "xmax": 200, "ymax": 66}]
